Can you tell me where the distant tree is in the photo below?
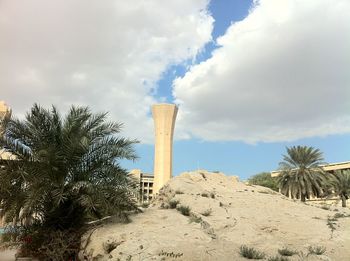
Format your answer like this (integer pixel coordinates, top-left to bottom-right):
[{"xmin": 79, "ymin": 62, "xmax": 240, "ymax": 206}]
[
  {"xmin": 248, "ymin": 172, "xmax": 279, "ymax": 191},
  {"xmin": 0, "ymin": 104, "xmax": 138, "ymax": 259},
  {"xmin": 328, "ymin": 170, "xmax": 350, "ymax": 207},
  {"xmin": 276, "ymin": 146, "xmax": 328, "ymax": 202}
]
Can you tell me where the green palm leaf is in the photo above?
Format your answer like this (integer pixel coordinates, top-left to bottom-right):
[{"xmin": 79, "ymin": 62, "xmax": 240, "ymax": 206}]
[{"xmin": 277, "ymin": 146, "xmax": 329, "ymax": 202}]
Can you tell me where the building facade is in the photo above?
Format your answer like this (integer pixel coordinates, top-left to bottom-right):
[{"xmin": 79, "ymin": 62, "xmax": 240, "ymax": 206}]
[
  {"xmin": 130, "ymin": 169, "xmax": 154, "ymax": 203},
  {"xmin": 271, "ymin": 161, "xmax": 350, "ymax": 178},
  {"xmin": 0, "ymin": 101, "xmax": 12, "ymax": 227}
]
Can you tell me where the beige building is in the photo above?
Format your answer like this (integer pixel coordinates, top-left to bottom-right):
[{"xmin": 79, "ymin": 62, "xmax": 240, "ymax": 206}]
[
  {"xmin": 271, "ymin": 161, "xmax": 350, "ymax": 177},
  {"xmin": 0, "ymin": 102, "xmax": 13, "ymax": 161},
  {"xmin": 152, "ymin": 104, "xmax": 178, "ymax": 194},
  {"xmin": 130, "ymin": 169, "xmax": 154, "ymax": 203},
  {"xmin": 0, "ymin": 101, "xmax": 11, "ymax": 119},
  {"xmin": 0, "ymin": 101, "xmax": 12, "ymax": 227}
]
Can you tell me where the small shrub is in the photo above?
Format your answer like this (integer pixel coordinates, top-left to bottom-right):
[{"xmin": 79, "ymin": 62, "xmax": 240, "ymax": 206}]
[
  {"xmin": 219, "ymin": 202, "xmax": 224, "ymax": 207},
  {"xmin": 320, "ymin": 205, "xmax": 330, "ymax": 210},
  {"xmin": 239, "ymin": 245, "xmax": 266, "ymax": 259},
  {"xmin": 103, "ymin": 241, "xmax": 119, "ymax": 254},
  {"xmin": 258, "ymin": 191, "xmax": 269, "ymax": 194},
  {"xmin": 201, "ymin": 209, "xmax": 212, "ymax": 217},
  {"xmin": 308, "ymin": 246, "xmax": 326, "ymax": 255},
  {"xmin": 169, "ymin": 199, "xmax": 179, "ymax": 209},
  {"xmin": 175, "ymin": 190, "xmax": 184, "ymax": 195},
  {"xmin": 268, "ymin": 256, "xmax": 289, "ymax": 261},
  {"xmin": 201, "ymin": 193, "xmax": 209, "ymax": 197},
  {"xmin": 20, "ymin": 228, "xmax": 82, "ymax": 260},
  {"xmin": 278, "ymin": 247, "xmax": 297, "ymax": 256},
  {"xmin": 189, "ymin": 215, "xmax": 202, "ymax": 223},
  {"xmin": 141, "ymin": 202, "xmax": 149, "ymax": 208},
  {"xmin": 160, "ymin": 202, "xmax": 169, "ymax": 209},
  {"xmin": 159, "ymin": 250, "xmax": 183, "ymax": 258},
  {"xmin": 334, "ymin": 213, "xmax": 346, "ymax": 219},
  {"xmin": 210, "ymin": 192, "xmax": 215, "ymax": 199},
  {"xmin": 177, "ymin": 206, "xmax": 190, "ymax": 216},
  {"xmin": 327, "ymin": 217, "xmax": 337, "ymax": 232}
]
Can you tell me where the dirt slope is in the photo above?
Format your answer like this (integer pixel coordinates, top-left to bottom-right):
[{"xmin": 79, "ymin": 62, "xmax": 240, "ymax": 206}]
[{"xmin": 80, "ymin": 170, "xmax": 350, "ymax": 261}]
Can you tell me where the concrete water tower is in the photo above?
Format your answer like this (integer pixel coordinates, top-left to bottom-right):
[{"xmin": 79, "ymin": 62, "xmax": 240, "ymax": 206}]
[{"xmin": 152, "ymin": 103, "xmax": 178, "ymax": 194}]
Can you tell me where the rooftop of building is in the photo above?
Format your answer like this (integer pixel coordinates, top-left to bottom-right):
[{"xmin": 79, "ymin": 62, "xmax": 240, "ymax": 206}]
[{"xmin": 271, "ymin": 160, "xmax": 350, "ymax": 177}]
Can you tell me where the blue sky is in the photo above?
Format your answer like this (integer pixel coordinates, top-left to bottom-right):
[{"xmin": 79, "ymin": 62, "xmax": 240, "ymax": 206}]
[
  {"xmin": 1, "ymin": 0, "xmax": 350, "ymax": 180},
  {"xmin": 124, "ymin": 0, "xmax": 350, "ymax": 179},
  {"xmin": 121, "ymin": 0, "xmax": 350, "ymax": 179}
]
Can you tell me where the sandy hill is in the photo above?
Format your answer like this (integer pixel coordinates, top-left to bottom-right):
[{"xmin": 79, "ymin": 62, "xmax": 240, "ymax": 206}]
[{"xmin": 80, "ymin": 170, "xmax": 350, "ymax": 261}]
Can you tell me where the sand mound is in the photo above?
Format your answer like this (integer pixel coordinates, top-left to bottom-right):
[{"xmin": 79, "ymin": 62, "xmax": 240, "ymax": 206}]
[{"xmin": 80, "ymin": 170, "xmax": 350, "ymax": 261}]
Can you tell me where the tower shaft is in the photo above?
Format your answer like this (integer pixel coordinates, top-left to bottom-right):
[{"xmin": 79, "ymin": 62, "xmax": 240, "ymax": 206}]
[{"xmin": 152, "ymin": 104, "xmax": 178, "ymax": 194}]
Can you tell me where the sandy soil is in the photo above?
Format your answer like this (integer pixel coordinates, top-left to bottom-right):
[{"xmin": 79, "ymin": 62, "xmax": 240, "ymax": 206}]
[
  {"xmin": 0, "ymin": 249, "xmax": 16, "ymax": 261},
  {"xmin": 80, "ymin": 170, "xmax": 350, "ymax": 261}
]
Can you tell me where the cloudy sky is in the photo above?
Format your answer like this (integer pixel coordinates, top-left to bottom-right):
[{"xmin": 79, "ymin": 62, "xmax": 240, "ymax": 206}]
[{"xmin": 1, "ymin": 0, "xmax": 349, "ymax": 179}]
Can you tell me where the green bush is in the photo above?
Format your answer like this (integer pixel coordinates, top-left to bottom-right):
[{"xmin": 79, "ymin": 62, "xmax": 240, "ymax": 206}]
[
  {"xmin": 189, "ymin": 215, "xmax": 202, "ymax": 223},
  {"xmin": 177, "ymin": 206, "xmax": 191, "ymax": 216},
  {"xmin": 321, "ymin": 205, "xmax": 330, "ymax": 210},
  {"xmin": 327, "ymin": 217, "xmax": 337, "ymax": 232},
  {"xmin": 141, "ymin": 202, "xmax": 150, "ymax": 208},
  {"xmin": 159, "ymin": 250, "xmax": 183, "ymax": 258},
  {"xmin": 169, "ymin": 199, "xmax": 179, "ymax": 209},
  {"xmin": 308, "ymin": 246, "xmax": 326, "ymax": 255},
  {"xmin": 334, "ymin": 212, "xmax": 347, "ymax": 219},
  {"xmin": 278, "ymin": 247, "xmax": 297, "ymax": 256},
  {"xmin": 239, "ymin": 245, "xmax": 266, "ymax": 259},
  {"xmin": 248, "ymin": 172, "xmax": 279, "ymax": 191},
  {"xmin": 103, "ymin": 240, "xmax": 119, "ymax": 254},
  {"xmin": 160, "ymin": 202, "xmax": 169, "ymax": 209},
  {"xmin": 201, "ymin": 209, "xmax": 212, "ymax": 217},
  {"xmin": 201, "ymin": 192, "xmax": 209, "ymax": 197},
  {"xmin": 16, "ymin": 227, "xmax": 82, "ymax": 260}
]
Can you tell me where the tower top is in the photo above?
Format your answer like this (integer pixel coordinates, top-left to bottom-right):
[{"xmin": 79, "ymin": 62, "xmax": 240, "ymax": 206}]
[{"xmin": 152, "ymin": 103, "xmax": 178, "ymax": 108}]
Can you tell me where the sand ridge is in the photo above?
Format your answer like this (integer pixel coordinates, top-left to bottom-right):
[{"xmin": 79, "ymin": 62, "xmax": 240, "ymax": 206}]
[{"xmin": 80, "ymin": 170, "xmax": 350, "ymax": 261}]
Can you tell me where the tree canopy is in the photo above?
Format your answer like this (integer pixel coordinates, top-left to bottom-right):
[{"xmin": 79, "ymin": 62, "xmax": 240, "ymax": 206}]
[
  {"xmin": 328, "ymin": 170, "xmax": 350, "ymax": 207},
  {"xmin": 248, "ymin": 172, "xmax": 279, "ymax": 191},
  {"xmin": 276, "ymin": 146, "xmax": 328, "ymax": 202},
  {"xmin": 0, "ymin": 104, "xmax": 139, "ymax": 258}
]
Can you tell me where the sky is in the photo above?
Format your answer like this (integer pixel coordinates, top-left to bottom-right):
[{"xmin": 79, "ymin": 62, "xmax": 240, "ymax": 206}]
[{"xmin": 1, "ymin": 0, "xmax": 350, "ymax": 179}]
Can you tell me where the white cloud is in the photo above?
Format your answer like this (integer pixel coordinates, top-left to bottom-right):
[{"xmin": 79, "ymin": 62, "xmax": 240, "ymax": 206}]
[
  {"xmin": 0, "ymin": 0, "xmax": 213, "ymax": 142},
  {"xmin": 173, "ymin": 0, "xmax": 350, "ymax": 143}
]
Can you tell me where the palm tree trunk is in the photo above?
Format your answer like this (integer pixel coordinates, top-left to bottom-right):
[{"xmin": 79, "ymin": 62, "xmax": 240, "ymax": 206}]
[
  {"xmin": 301, "ymin": 193, "xmax": 306, "ymax": 202},
  {"xmin": 341, "ymin": 195, "xmax": 347, "ymax": 207}
]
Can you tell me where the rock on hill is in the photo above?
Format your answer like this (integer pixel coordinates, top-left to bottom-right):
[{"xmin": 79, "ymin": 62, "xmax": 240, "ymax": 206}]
[{"xmin": 80, "ymin": 170, "xmax": 350, "ymax": 261}]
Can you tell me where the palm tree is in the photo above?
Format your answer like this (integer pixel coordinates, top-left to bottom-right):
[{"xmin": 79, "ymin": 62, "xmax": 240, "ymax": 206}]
[
  {"xmin": 0, "ymin": 104, "xmax": 138, "ymax": 258},
  {"xmin": 276, "ymin": 146, "xmax": 328, "ymax": 202},
  {"xmin": 329, "ymin": 170, "xmax": 350, "ymax": 207}
]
